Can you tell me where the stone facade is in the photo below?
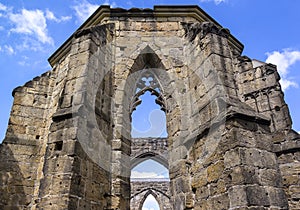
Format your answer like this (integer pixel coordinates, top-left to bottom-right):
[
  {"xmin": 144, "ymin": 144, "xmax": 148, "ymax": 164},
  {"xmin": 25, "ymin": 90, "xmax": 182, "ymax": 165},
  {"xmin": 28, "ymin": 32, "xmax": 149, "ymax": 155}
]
[
  {"xmin": 130, "ymin": 179, "xmax": 171, "ymax": 210},
  {"xmin": 131, "ymin": 138, "xmax": 168, "ymax": 168},
  {"xmin": 0, "ymin": 5, "xmax": 300, "ymax": 210},
  {"xmin": 131, "ymin": 138, "xmax": 169, "ymax": 209}
]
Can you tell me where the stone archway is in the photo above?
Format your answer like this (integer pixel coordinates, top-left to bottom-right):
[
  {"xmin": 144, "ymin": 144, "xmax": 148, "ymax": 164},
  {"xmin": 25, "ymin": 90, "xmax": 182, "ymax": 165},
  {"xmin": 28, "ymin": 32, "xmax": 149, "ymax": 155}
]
[
  {"xmin": 131, "ymin": 186, "xmax": 171, "ymax": 210},
  {"xmin": 0, "ymin": 5, "xmax": 297, "ymax": 210},
  {"xmin": 140, "ymin": 193, "xmax": 160, "ymax": 210},
  {"xmin": 131, "ymin": 138, "xmax": 168, "ymax": 169},
  {"xmin": 130, "ymin": 138, "xmax": 170, "ymax": 210},
  {"xmin": 126, "ymin": 47, "xmax": 173, "ymax": 209}
]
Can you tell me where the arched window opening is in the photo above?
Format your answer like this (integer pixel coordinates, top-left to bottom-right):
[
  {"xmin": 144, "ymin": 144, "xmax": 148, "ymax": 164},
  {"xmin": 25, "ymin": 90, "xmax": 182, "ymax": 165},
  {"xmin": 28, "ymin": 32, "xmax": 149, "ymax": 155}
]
[
  {"xmin": 131, "ymin": 159, "xmax": 169, "ymax": 180},
  {"xmin": 131, "ymin": 92, "xmax": 167, "ymax": 138},
  {"xmin": 131, "ymin": 70, "xmax": 168, "ymax": 138},
  {"xmin": 129, "ymin": 50, "xmax": 172, "ymax": 210},
  {"xmin": 142, "ymin": 194, "xmax": 160, "ymax": 210}
]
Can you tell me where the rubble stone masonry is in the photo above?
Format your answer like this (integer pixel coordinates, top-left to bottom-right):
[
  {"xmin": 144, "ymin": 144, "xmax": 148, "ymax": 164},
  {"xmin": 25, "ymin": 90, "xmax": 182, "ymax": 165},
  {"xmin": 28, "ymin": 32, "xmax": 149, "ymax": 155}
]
[{"xmin": 0, "ymin": 5, "xmax": 299, "ymax": 210}]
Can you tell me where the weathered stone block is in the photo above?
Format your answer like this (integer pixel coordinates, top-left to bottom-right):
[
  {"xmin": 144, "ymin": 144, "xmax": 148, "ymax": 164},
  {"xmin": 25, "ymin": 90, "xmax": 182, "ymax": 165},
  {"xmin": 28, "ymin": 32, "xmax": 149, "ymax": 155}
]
[
  {"xmin": 246, "ymin": 185, "xmax": 270, "ymax": 207},
  {"xmin": 207, "ymin": 161, "xmax": 224, "ymax": 183},
  {"xmin": 0, "ymin": 5, "xmax": 297, "ymax": 210}
]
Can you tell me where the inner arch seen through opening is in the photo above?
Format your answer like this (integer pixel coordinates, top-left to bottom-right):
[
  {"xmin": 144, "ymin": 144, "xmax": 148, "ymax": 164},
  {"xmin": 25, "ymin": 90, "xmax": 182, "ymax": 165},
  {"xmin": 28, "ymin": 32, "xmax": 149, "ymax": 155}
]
[
  {"xmin": 131, "ymin": 159, "xmax": 169, "ymax": 180},
  {"xmin": 142, "ymin": 194, "xmax": 160, "ymax": 210}
]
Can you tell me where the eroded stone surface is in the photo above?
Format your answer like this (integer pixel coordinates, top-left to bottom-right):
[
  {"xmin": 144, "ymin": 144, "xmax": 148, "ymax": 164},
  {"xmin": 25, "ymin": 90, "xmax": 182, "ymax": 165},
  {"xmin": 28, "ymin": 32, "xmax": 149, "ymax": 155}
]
[{"xmin": 0, "ymin": 5, "xmax": 299, "ymax": 210}]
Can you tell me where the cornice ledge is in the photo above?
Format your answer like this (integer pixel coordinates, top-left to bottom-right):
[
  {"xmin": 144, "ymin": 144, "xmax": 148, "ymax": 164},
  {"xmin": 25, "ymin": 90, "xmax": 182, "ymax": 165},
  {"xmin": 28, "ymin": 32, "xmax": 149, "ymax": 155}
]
[
  {"xmin": 48, "ymin": 5, "xmax": 243, "ymax": 67},
  {"xmin": 182, "ymin": 104, "xmax": 270, "ymax": 150},
  {"xmin": 48, "ymin": 5, "xmax": 111, "ymax": 67}
]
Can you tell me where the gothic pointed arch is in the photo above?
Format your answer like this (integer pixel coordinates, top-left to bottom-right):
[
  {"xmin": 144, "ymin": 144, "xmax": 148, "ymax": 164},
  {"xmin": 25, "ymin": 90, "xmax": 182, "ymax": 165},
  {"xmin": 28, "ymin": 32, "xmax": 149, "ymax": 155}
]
[
  {"xmin": 129, "ymin": 45, "xmax": 167, "ymax": 114},
  {"xmin": 131, "ymin": 151, "xmax": 169, "ymax": 169},
  {"xmin": 139, "ymin": 190, "xmax": 162, "ymax": 210},
  {"xmin": 130, "ymin": 45, "xmax": 166, "ymax": 74},
  {"xmin": 119, "ymin": 44, "xmax": 183, "ymax": 143},
  {"xmin": 130, "ymin": 67, "xmax": 166, "ymax": 114},
  {"xmin": 127, "ymin": 46, "xmax": 173, "ymax": 210}
]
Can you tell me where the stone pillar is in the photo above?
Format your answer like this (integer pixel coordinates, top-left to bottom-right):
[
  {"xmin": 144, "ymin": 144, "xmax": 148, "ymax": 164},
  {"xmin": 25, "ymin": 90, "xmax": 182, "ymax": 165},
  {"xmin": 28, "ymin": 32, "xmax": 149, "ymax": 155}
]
[
  {"xmin": 0, "ymin": 71, "xmax": 54, "ymax": 209},
  {"xmin": 130, "ymin": 180, "xmax": 171, "ymax": 210},
  {"xmin": 235, "ymin": 58, "xmax": 292, "ymax": 133},
  {"xmin": 37, "ymin": 23, "xmax": 115, "ymax": 209},
  {"xmin": 224, "ymin": 118, "xmax": 288, "ymax": 209}
]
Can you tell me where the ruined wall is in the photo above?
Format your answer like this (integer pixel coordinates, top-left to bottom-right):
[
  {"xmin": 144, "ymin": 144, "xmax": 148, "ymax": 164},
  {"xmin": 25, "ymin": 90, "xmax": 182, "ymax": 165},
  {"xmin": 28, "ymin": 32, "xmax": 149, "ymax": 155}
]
[
  {"xmin": 235, "ymin": 58, "xmax": 292, "ymax": 132},
  {"xmin": 36, "ymin": 24, "xmax": 115, "ymax": 209},
  {"xmin": 0, "ymin": 22, "xmax": 115, "ymax": 209},
  {"xmin": 0, "ymin": 5, "xmax": 299, "ymax": 210},
  {"xmin": 273, "ymin": 130, "xmax": 300, "ymax": 209},
  {"xmin": 188, "ymin": 118, "xmax": 289, "ymax": 209},
  {"xmin": 0, "ymin": 70, "xmax": 56, "ymax": 209},
  {"xmin": 130, "ymin": 179, "xmax": 171, "ymax": 210},
  {"xmin": 131, "ymin": 138, "xmax": 168, "ymax": 167}
]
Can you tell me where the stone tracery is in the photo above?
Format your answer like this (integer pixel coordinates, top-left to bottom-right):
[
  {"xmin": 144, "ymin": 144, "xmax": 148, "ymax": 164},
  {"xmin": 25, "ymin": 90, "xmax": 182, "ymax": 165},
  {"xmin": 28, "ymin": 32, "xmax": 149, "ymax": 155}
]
[
  {"xmin": 0, "ymin": 5, "xmax": 299, "ymax": 210},
  {"xmin": 130, "ymin": 69, "xmax": 166, "ymax": 114},
  {"xmin": 130, "ymin": 65, "xmax": 170, "ymax": 209}
]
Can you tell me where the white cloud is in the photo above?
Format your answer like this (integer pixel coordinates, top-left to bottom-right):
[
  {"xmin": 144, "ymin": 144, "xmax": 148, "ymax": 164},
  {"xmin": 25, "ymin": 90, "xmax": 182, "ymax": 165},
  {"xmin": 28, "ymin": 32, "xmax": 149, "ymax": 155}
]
[
  {"xmin": 266, "ymin": 49, "xmax": 300, "ymax": 77},
  {"xmin": 266, "ymin": 49, "xmax": 300, "ymax": 91},
  {"xmin": 0, "ymin": 45, "xmax": 14, "ymax": 55},
  {"xmin": 4, "ymin": 45, "xmax": 14, "ymax": 55},
  {"xmin": 61, "ymin": 15, "xmax": 72, "ymax": 22},
  {"xmin": 15, "ymin": 36, "xmax": 49, "ymax": 52},
  {"xmin": 72, "ymin": 0, "xmax": 99, "ymax": 23},
  {"xmin": 0, "ymin": 2, "xmax": 10, "ymax": 17},
  {"xmin": 0, "ymin": 3, "xmax": 70, "ymax": 52},
  {"xmin": 132, "ymin": 109, "xmax": 167, "ymax": 138},
  {"xmin": 279, "ymin": 79, "xmax": 298, "ymax": 91},
  {"xmin": 0, "ymin": 3, "xmax": 7, "ymax": 11},
  {"xmin": 199, "ymin": 0, "xmax": 227, "ymax": 5},
  {"xmin": 18, "ymin": 60, "xmax": 27, "ymax": 66},
  {"xmin": 45, "ymin": 9, "xmax": 57, "ymax": 21},
  {"xmin": 18, "ymin": 55, "xmax": 29, "ymax": 66},
  {"xmin": 9, "ymin": 9, "xmax": 54, "ymax": 45},
  {"xmin": 0, "ymin": 45, "xmax": 15, "ymax": 55},
  {"xmin": 103, "ymin": 0, "xmax": 117, "ymax": 8},
  {"xmin": 45, "ymin": 9, "xmax": 71, "ymax": 23},
  {"xmin": 131, "ymin": 171, "xmax": 164, "ymax": 179},
  {"xmin": 72, "ymin": 0, "xmax": 118, "ymax": 23}
]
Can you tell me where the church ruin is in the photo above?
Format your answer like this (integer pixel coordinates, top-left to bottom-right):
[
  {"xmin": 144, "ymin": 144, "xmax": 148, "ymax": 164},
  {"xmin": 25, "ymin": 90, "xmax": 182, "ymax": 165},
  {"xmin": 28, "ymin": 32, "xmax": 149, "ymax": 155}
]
[{"xmin": 0, "ymin": 5, "xmax": 300, "ymax": 209}]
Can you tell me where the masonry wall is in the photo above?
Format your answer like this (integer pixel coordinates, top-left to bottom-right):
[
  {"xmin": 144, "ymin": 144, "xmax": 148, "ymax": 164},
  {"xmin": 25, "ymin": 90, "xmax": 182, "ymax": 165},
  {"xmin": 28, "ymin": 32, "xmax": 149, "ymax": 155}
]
[
  {"xmin": 235, "ymin": 58, "xmax": 292, "ymax": 132},
  {"xmin": 0, "ymin": 6, "xmax": 299, "ymax": 210},
  {"xmin": 0, "ymin": 70, "xmax": 56, "ymax": 209},
  {"xmin": 130, "ymin": 180, "xmax": 171, "ymax": 210},
  {"xmin": 131, "ymin": 138, "xmax": 168, "ymax": 167},
  {"xmin": 36, "ymin": 24, "xmax": 115, "ymax": 209}
]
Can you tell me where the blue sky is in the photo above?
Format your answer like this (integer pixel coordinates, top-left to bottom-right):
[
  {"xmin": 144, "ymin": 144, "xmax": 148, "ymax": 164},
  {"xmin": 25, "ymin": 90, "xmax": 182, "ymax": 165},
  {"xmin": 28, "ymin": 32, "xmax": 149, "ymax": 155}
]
[
  {"xmin": 1, "ymin": 1, "xmax": 299, "ymax": 209},
  {"xmin": 0, "ymin": 0, "xmax": 299, "ymax": 156},
  {"xmin": 131, "ymin": 159, "xmax": 169, "ymax": 179},
  {"xmin": 131, "ymin": 159, "xmax": 169, "ymax": 210},
  {"xmin": 142, "ymin": 194, "xmax": 160, "ymax": 210},
  {"xmin": 1, "ymin": 1, "xmax": 300, "ymax": 141},
  {"xmin": 1, "ymin": 1, "xmax": 300, "ymax": 144},
  {"xmin": 132, "ymin": 92, "xmax": 168, "ymax": 138}
]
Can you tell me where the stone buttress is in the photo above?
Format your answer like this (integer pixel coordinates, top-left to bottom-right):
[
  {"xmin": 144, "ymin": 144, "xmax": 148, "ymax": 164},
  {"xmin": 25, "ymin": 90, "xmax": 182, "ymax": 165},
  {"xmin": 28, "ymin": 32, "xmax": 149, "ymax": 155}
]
[{"xmin": 0, "ymin": 5, "xmax": 299, "ymax": 210}]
